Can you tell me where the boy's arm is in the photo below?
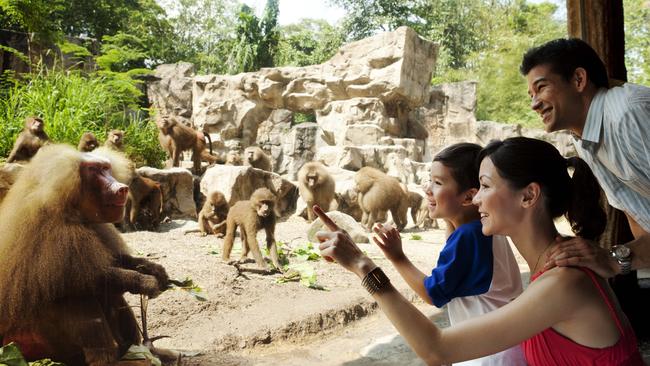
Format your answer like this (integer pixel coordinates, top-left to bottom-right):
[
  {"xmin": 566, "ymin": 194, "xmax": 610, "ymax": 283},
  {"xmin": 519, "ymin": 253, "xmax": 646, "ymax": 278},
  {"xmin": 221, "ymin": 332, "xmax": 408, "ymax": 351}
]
[{"xmin": 391, "ymin": 256, "xmax": 433, "ymax": 305}]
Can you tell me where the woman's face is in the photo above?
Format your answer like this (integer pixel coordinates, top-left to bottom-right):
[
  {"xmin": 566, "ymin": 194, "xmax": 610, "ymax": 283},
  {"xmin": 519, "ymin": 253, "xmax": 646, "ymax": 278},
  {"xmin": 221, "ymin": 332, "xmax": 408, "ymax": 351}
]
[{"xmin": 472, "ymin": 157, "xmax": 524, "ymax": 236}]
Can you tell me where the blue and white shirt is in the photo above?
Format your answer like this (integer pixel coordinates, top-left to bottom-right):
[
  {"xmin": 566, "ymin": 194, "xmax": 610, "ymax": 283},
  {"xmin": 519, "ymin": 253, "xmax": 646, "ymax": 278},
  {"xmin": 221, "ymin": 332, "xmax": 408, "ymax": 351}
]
[
  {"xmin": 424, "ymin": 220, "xmax": 525, "ymax": 366},
  {"xmin": 573, "ymin": 83, "xmax": 650, "ymax": 232}
]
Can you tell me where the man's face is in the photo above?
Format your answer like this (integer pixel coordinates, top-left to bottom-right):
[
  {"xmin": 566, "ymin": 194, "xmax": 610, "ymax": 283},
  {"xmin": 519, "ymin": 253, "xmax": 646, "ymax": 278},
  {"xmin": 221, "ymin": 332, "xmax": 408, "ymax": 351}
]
[{"xmin": 526, "ymin": 64, "xmax": 582, "ymax": 133}]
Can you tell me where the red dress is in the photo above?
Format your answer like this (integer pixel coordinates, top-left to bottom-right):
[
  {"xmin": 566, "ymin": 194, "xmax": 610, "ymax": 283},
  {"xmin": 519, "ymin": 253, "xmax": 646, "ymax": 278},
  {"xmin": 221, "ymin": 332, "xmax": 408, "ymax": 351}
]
[{"xmin": 521, "ymin": 267, "xmax": 644, "ymax": 366}]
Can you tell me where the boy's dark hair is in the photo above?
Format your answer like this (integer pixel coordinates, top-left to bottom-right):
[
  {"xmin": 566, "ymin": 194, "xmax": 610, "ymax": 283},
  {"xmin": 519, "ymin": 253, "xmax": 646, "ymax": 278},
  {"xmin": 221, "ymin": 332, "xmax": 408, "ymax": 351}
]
[
  {"xmin": 478, "ymin": 137, "xmax": 605, "ymax": 241},
  {"xmin": 433, "ymin": 143, "xmax": 482, "ymax": 192},
  {"xmin": 520, "ymin": 38, "xmax": 609, "ymax": 88}
]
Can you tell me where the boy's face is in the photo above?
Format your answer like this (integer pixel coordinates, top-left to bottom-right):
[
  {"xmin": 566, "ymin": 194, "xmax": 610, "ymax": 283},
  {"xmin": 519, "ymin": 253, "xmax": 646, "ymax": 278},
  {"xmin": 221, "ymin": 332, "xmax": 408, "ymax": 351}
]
[
  {"xmin": 526, "ymin": 64, "xmax": 583, "ymax": 133},
  {"xmin": 425, "ymin": 162, "xmax": 469, "ymax": 220},
  {"xmin": 472, "ymin": 157, "xmax": 523, "ymax": 236}
]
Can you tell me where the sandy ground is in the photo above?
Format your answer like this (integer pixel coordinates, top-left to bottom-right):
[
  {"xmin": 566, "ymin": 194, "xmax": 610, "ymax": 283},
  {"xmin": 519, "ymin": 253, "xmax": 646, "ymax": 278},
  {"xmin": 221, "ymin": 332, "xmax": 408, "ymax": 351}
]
[
  {"xmin": 122, "ymin": 215, "xmax": 463, "ymax": 365},
  {"xmin": 123, "ymin": 216, "xmax": 649, "ymax": 365}
]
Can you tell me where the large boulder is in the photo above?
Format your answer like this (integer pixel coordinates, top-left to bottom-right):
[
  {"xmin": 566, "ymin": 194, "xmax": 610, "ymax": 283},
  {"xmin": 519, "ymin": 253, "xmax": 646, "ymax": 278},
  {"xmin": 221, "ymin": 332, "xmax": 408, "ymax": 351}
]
[
  {"xmin": 200, "ymin": 165, "xmax": 299, "ymax": 217},
  {"xmin": 137, "ymin": 167, "xmax": 197, "ymax": 219},
  {"xmin": 147, "ymin": 62, "xmax": 196, "ymax": 127}
]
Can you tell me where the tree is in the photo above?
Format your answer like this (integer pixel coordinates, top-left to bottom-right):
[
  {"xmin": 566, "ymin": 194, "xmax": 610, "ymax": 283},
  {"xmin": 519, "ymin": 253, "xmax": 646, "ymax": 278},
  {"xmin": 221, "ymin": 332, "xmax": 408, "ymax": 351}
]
[
  {"xmin": 275, "ymin": 19, "xmax": 345, "ymax": 67},
  {"xmin": 624, "ymin": 0, "xmax": 650, "ymax": 85},
  {"xmin": 226, "ymin": 0, "xmax": 280, "ymax": 74}
]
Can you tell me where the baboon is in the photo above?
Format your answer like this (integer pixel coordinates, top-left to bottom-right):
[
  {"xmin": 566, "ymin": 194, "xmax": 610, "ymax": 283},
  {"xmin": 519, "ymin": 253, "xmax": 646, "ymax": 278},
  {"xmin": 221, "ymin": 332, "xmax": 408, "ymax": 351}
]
[
  {"xmin": 77, "ymin": 132, "xmax": 99, "ymax": 152},
  {"xmin": 185, "ymin": 190, "xmax": 229, "ymax": 236},
  {"xmin": 156, "ymin": 115, "xmax": 218, "ymax": 174},
  {"xmin": 0, "ymin": 144, "xmax": 169, "ymax": 365},
  {"xmin": 105, "ymin": 129, "xmax": 125, "ymax": 151},
  {"xmin": 7, "ymin": 116, "xmax": 50, "ymax": 163},
  {"xmin": 354, "ymin": 167, "xmax": 409, "ymax": 231},
  {"xmin": 297, "ymin": 161, "xmax": 335, "ymax": 222},
  {"xmin": 225, "ymin": 150, "xmax": 243, "ymax": 165},
  {"xmin": 125, "ymin": 174, "xmax": 163, "ymax": 231},
  {"xmin": 243, "ymin": 146, "xmax": 272, "ymax": 171},
  {"xmin": 222, "ymin": 188, "xmax": 282, "ymax": 272}
]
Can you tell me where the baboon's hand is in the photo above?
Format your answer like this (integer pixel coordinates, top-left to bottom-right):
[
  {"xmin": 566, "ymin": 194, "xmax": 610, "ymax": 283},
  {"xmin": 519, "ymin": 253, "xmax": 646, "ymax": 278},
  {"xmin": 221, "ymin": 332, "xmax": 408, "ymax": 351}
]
[
  {"xmin": 137, "ymin": 260, "xmax": 170, "ymax": 290},
  {"xmin": 140, "ymin": 275, "xmax": 163, "ymax": 298}
]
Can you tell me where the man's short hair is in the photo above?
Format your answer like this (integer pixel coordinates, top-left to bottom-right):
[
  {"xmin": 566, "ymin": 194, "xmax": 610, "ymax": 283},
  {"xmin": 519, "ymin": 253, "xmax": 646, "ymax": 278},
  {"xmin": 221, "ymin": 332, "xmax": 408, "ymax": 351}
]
[{"xmin": 520, "ymin": 38, "xmax": 609, "ymax": 88}]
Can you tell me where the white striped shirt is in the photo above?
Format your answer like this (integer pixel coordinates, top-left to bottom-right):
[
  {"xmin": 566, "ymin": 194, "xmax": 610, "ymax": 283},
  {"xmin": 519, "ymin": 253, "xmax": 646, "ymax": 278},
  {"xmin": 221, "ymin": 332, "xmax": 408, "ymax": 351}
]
[{"xmin": 573, "ymin": 83, "xmax": 650, "ymax": 232}]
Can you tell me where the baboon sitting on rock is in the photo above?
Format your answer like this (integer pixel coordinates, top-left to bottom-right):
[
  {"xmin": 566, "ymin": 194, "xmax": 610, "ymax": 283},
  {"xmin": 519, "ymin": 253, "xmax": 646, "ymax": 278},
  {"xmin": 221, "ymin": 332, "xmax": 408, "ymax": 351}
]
[{"xmin": 355, "ymin": 167, "xmax": 409, "ymax": 231}]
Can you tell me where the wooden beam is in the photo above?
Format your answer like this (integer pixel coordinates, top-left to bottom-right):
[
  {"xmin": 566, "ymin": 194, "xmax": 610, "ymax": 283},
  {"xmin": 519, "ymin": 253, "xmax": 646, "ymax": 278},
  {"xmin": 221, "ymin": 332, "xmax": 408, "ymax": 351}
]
[{"xmin": 566, "ymin": 0, "xmax": 627, "ymax": 81}]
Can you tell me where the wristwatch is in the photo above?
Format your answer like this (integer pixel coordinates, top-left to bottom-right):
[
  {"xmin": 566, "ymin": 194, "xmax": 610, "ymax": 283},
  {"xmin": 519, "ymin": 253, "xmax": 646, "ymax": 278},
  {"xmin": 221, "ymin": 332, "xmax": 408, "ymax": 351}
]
[{"xmin": 610, "ymin": 245, "xmax": 632, "ymax": 275}]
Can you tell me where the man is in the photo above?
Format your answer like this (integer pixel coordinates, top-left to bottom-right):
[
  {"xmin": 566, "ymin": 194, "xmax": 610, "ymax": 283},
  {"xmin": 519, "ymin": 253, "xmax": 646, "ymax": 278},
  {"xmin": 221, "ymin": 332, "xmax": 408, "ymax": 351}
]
[{"xmin": 520, "ymin": 38, "xmax": 650, "ymax": 334}]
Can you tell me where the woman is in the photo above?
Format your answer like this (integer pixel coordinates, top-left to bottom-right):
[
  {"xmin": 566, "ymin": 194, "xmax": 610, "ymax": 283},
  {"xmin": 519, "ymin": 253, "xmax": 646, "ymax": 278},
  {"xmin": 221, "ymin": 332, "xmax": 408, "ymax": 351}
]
[{"xmin": 314, "ymin": 137, "xmax": 643, "ymax": 366}]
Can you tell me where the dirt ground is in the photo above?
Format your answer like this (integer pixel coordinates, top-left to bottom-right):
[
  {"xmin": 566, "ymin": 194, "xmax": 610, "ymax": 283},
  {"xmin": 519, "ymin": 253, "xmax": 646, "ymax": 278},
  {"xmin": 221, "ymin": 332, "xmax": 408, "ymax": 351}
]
[
  {"xmin": 123, "ymin": 216, "xmax": 650, "ymax": 365},
  {"xmin": 122, "ymin": 215, "xmax": 463, "ymax": 365}
]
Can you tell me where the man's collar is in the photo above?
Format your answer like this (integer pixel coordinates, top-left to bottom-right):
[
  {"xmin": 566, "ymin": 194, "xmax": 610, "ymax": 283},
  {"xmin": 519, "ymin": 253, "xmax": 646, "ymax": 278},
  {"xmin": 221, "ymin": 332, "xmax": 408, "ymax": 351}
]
[{"xmin": 580, "ymin": 88, "xmax": 607, "ymax": 145}]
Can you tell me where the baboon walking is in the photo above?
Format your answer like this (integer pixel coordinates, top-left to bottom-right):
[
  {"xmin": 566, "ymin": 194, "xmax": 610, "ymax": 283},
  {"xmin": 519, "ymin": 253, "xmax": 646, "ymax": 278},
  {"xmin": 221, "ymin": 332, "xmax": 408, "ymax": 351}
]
[
  {"xmin": 222, "ymin": 188, "xmax": 282, "ymax": 272},
  {"xmin": 355, "ymin": 167, "xmax": 409, "ymax": 231},
  {"xmin": 156, "ymin": 115, "xmax": 217, "ymax": 174}
]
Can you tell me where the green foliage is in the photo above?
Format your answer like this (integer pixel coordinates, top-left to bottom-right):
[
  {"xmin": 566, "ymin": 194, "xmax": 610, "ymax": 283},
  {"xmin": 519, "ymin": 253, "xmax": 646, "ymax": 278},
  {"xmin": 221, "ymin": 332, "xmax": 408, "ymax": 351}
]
[
  {"xmin": 293, "ymin": 111, "xmax": 315, "ymax": 124},
  {"xmin": 0, "ymin": 342, "xmax": 64, "ymax": 366},
  {"xmin": 0, "ymin": 0, "xmax": 65, "ymax": 43},
  {"xmin": 275, "ymin": 19, "xmax": 345, "ymax": 67},
  {"xmin": 0, "ymin": 65, "xmax": 165, "ymax": 167},
  {"xmin": 409, "ymin": 234, "xmax": 422, "ymax": 240},
  {"xmin": 97, "ymin": 33, "xmax": 148, "ymax": 72},
  {"xmin": 624, "ymin": 0, "xmax": 650, "ymax": 85},
  {"xmin": 227, "ymin": 0, "xmax": 280, "ymax": 74},
  {"xmin": 57, "ymin": 40, "xmax": 92, "ymax": 58}
]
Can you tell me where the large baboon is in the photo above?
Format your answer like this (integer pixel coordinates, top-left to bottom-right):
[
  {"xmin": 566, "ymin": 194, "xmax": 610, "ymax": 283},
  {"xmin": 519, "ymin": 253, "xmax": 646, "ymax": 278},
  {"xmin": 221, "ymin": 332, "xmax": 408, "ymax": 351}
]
[
  {"xmin": 354, "ymin": 167, "xmax": 408, "ymax": 231},
  {"xmin": 77, "ymin": 132, "xmax": 99, "ymax": 152},
  {"xmin": 297, "ymin": 161, "xmax": 335, "ymax": 222},
  {"xmin": 7, "ymin": 116, "xmax": 50, "ymax": 163},
  {"xmin": 104, "ymin": 129, "xmax": 125, "ymax": 151},
  {"xmin": 156, "ymin": 115, "xmax": 218, "ymax": 174},
  {"xmin": 0, "ymin": 144, "xmax": 169, "ymax": 365},
  {"xmin": 222, "ymin": 188, "xmax": 282, "ymax": 272},
  {"xmin": 243, "ymin": 146, "xmax": 272, "ymax": 172},
  {"xmin": 185, "ymin": 190, "xmax": 229, "ymax": 236}
]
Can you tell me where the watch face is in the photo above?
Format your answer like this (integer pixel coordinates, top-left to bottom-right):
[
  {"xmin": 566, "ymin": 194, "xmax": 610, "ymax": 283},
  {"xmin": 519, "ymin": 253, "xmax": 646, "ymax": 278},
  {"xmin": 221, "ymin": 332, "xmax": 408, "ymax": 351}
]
[{"xmin": 614, "ymin": 245, "xmax": 631, "ymax": 259}]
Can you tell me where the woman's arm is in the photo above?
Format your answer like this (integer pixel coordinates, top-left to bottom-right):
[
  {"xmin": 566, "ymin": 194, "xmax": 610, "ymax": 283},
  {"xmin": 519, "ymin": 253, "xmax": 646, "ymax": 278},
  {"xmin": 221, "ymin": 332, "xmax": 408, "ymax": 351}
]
[{"xmin": 314, "ymin": 206, "xmax": 582, "ymax": 365}]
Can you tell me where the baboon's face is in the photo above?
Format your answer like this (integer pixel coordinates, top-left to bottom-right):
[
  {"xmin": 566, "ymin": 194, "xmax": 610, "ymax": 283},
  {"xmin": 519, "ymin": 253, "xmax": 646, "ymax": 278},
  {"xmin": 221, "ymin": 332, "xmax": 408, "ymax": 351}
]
[
  {"xmin": 28, "ymin": 118, "xmax": 44, "ymax": 133},
  {"xmin": 157, "ymin": 116, "xmax": 174, "ymax": 130},
  {"xmin": 257, "ymin": 200, "xmax": 274, "ymax": 218},
  {"xmin": 307, "ymin": 173, "xmax": 319, "ymax": 187},
  {"xmin": 110, "ymin": 132, "xmax": 123, "ymax": 144}
]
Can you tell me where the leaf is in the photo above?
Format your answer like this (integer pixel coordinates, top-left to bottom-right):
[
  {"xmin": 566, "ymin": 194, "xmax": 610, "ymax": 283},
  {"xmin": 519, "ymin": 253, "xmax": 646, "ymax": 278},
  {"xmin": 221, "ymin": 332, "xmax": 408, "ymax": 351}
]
[
  {"xmin": 0, "ymin": 343, "xmax": 28, "ymax": 366},
  {"xmin": 410, "ymin": 234, "xmax": 422, "ymax": 240},
  {"xmin": 168, "ymin": 278, "xmax": 208, "ymax": 301},
  {"xmin": 122, "ymin": 345, "xmax": 162, "ymax": 366}
]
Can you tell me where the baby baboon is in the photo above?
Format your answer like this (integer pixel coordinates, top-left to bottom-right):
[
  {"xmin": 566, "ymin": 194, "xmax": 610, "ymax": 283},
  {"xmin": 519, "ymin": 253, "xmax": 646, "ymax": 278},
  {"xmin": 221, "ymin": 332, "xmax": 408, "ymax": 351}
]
[
  {"xmin": 222, "ymin": 188, "xmax": 282, "ymax": 272},
  {"xmin": 355, "ymin": 167, "xmax": 409, "ymax": 231},
  {"xmin": 297, "ymin": 161, "xmax": 335, "ymax": 222},
  {"xmin": 105, "ymin": 129, "xmax": 125, "ymax": 151},
  {"xmin": 243, "ymin": 146, "xmax": 272, "ymax": 172},
  {"xmin": 125, "ymin": 174, "xmax": 163, "ymax": 231},
  {"xmin": 186, "ymin": 190, "xmax": 229, "ymax": 236},
  {"xmin": 225, "ymin": 150, "xmax": 243, "ymax": 166},
  {"xmin": 77, "ymin": 132, "xmax": 99, "ymax": 152},
  {"xmin": 7, "ymin": 116, "xmax": 50, "ymax": 163},
  {"xmin": 156, "ymin": 115, "xmax": 218, "ymax": 174}
]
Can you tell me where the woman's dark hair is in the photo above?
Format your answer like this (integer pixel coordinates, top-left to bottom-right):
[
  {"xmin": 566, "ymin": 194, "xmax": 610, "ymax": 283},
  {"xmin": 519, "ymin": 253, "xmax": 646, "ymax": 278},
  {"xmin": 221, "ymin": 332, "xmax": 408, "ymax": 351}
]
[
  {"xmin": 433, "ymin": 143, "xmax": 482, "ymax": 192},
  {"xmin": 520, "ymin": 38, "xmax": 609, "ymax": 88},
  {"xmin": 478, "ymin": 137, "xmax": 605, "ymax": 240}
]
